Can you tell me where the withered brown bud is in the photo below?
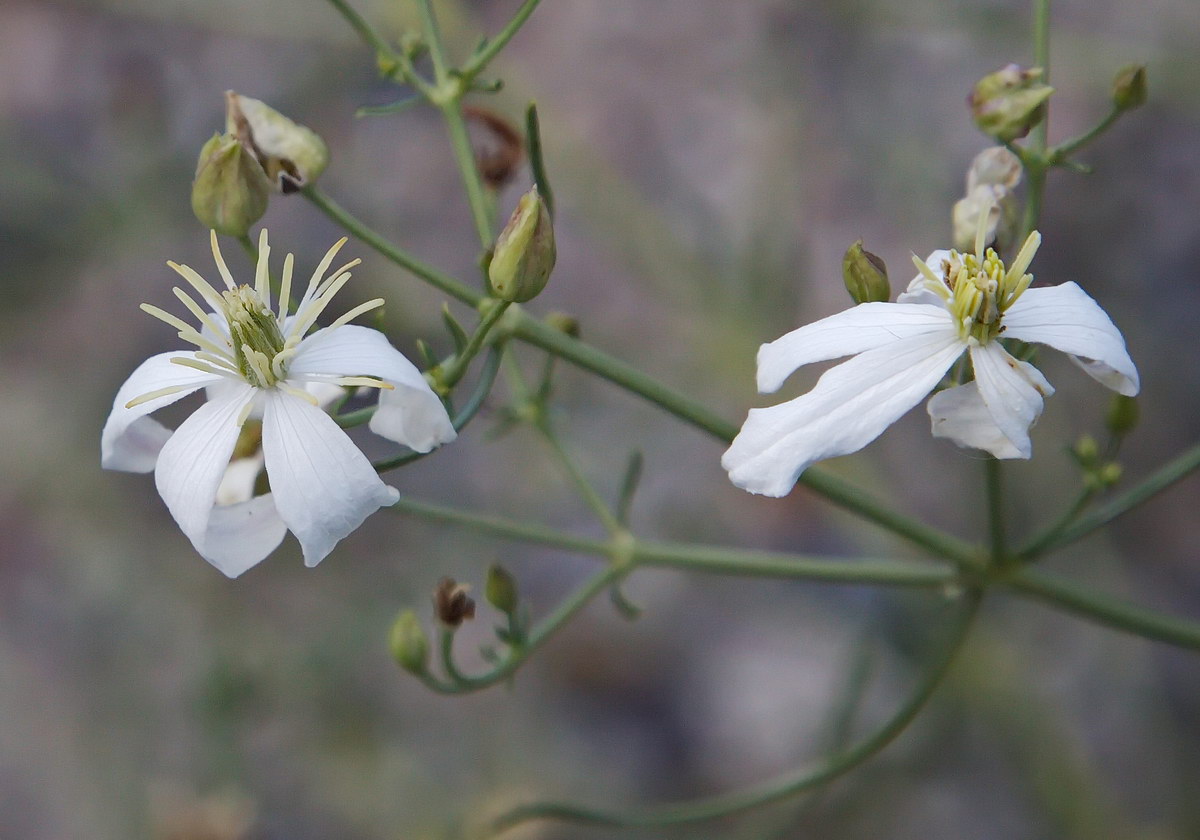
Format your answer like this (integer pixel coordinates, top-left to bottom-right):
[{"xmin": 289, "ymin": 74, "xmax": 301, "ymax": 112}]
[
  {"xmin": 464, "ymin": 105, "xmax": 524, "ymax": 190},
  {"xmin": 434, "ymin": 577, "xmax": 476, "ymax": 627}
]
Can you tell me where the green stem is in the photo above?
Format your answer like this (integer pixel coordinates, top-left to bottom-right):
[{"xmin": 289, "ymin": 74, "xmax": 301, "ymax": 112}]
[
  {"xmin": 985, "ymin": 458, "xmax": 1007, "ymax": 565},
  {"xmin": 325, "ymin": 0, "xmax": 397, "ymax": 65},
  {"xmin": 459, "ymin": 0, "xmax": 543, "ymax": 83},
  {"xmin": 414, "ymin": 0, "xmax": 495, "ymax": 248},
  {"xmin": 441, "ymin": 100, "xmax": 496, "ymax": 248},
  {"xmin": 1019, "ymin": 441, "xmax": 1200, "ymax": 557},
  {"xmin": 306, "ymin": 189, "xmax": 980, "ymax": 566},
  {"xmin": 389, "ymin": 497, "xmax": 959, "ymax": 588},
  {"xmin": 1006, "ymin": 568, "xmax": 1200, "ymax": 651},
  {"xmin": 302, "ymin": 186, "xmax": 480, "ymax": 306},
  {"xmin": 1030, "ymin": 0, "xmax": 1052, "ymax": 153},
  {"xmin": 489, "ymin": 592, "xmax": 981, "ymax": 833},
  {"xmin": 1049, "ymin": 107, "xmax": 1122, "ymax": 163},
  {"xmin": 1017, "ymin": 487, "xmax": 1096, "ymax": 560},
  {"xmin": 434, "ymin": 298, "xmax": 511, "ymax": 390},
  {"xmin": 423, "ymin": 564, "xmax": 625, "ymax": 694}
]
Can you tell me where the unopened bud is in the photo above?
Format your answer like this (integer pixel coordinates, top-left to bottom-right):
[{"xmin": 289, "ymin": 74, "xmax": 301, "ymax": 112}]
[
  {"xmin": 226, "ymin": 91, "xmax": 329, "ymax": 193},
  {"xmin": 191, "ymin": 132, "xmax": 270, "ymax": 237},
  {"xmin": 485, "ymin": 565, "xmax": 519, "ymax": 614},
  {"xmin": 1098, "ymin": 462, "xmax": 1123, "ymax": 487},
  {"xmin": 1106, "ymin": 394, "xmax": 1139, "ymax": 436},
  {"xmin": 489, "ymin": 187, "xmax": 555, "ymax": 302},
  {"xmin": 1111, "ymin": 64, "xmax": 1148, "ymax": 112},
  {"xmin": 1072, "ymin": 434, "xmax": 1099, "ymax": 466},
  {"xmin": 842, "ymin": 240, "xmax": 890, "ymax": 304},
  {"xmin": 434, "ymin": 577, "xmax": 476, "ymax": 627},
  {"xmin": 388, "ymin": 609, "xmax": 429, "ymax": 674},
  {"xmin": 969, "ymin": 64, "xmax": 1054, "ymax": 142}
]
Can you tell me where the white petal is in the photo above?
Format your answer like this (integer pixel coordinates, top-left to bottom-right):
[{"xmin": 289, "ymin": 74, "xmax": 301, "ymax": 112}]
[
  {"xmin": 756, "ymin": 303, "xmax": 952, "ymax": 393},
  {"xmin": 102, "ymin": 353, "xmax": 225, "ymax": 472},
  {"xmin": 967, "ymin": 343, "xmax": 1055, "ymax": 459},
  {"xmin": 928, "ymin": 382, "xmax": 1025, "ymax": 458},
  {"xmin": 261, "ymin": 390, "xmax": 400, "ymax": 567},
  {"xmin": 155, "ymin": 383, "xmax": 257, "ymax": 558},
  {"xmin": 723, "ymin": 330, "xmax": 963, "ymax": 496},
  {"xmin": 1001, "ymin": 283, "xmax": 1139, "ymax": 396},
  {"xmin": 289, "ymin": 325, "xmax": 456, "ymax": 452},
  {"xmin": 897, "ymin": 250, "xmax": 956, "ymax": 305},
  {"xmin": 202, "ymin": 494, "xmax": 288, "ymax": 578}
]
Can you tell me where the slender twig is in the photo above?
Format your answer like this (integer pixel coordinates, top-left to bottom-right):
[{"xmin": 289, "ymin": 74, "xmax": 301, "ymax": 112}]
[
  {"xmin": 459, "ymin": 0, "xmax": 544, "ymax": 83},
  {"xmin": 1019, "ymin": 441, "xmax": 1200, "ymax": 557},
  {"xmin": 488, "ymin": 592, "xmax": 981, "ymax": 833},
  {"xmin": 389, "ymin": 497, "xmax": 960, "ymax": 588},
  {"xmin": 1006, "ymin": 568, "xmax": 1200, "ymax": 651}
]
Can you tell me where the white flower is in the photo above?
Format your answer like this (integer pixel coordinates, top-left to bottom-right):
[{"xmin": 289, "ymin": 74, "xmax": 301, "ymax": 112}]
[
  {"xmin": 102, "ymin": 230, "xmax": 456, "ymax": 576},
  {"xmin": 723, "ymin": 229, "xmax": 1139, "ymax": 497}
]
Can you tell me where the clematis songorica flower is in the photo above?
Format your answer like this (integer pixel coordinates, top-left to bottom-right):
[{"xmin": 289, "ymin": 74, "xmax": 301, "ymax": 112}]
[
  {"xmin": 102, "ymin": 230, "xmax": 456, "ymax": 576},
  {"xmin": 723, "ymin": 229, "xmax": 1139, "ymax": 497}
]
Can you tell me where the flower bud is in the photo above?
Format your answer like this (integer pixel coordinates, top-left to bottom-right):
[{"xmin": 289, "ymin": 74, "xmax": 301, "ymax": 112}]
[
  {"xmin": 484, "ymin": 565, "xmax": 519, "ymax": 614},
  {"xmin": 842, "ymin": 240, "xmax": 890, "ymax": 304},
  {"xmin": 191, "ymin": 132, "xmax": 270, "ymax": 237},
  {"xmin": 226, "ymin": 91, "xmax": 329, "ymax": 193},
  {"xmin": 1111, "ymin": 64, "xmax": 1147, "ymax": 112},
  {"xmin": 488, "ymin": 187, "xmax": 556, "ymax": 302},
  {"xmin": 1072, "ymin": 434, "xmax": 1099, "ymax": 466},
  {"xmin": 966, "ymin": 146, "xmax": 1023, "ymax": 192},
  {"xmin": 969, "ymin": 64, "xmax": 1054, "ymax": 142},
  {"xmin": 388, "ymin": 609, "xmax": 429, "ymax": 674},
  {"xmin": 434, "ymin": 577, "xmax": 476, "ymax": 627},
  {"xmin": 1105, "ymin": 394, "xmax": 1139, "ymax": 436}
]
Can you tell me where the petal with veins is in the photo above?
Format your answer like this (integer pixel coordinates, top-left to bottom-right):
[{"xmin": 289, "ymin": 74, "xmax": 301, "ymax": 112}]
[
  {"xmin": 261, "ymin": 389, "xmax": 399, "ymax": 567},
  {"xmin": 724, "ymin": 331, "xmax": 964, "ymax": 496},
  {"xmin": 102, "ymin": 352, "xmax": 225, "ymax": 472},
  {"xmin": 1001, "ymin": 282, "xmax": 1139, "ymax": 396},
  {"xmin": 289, "ymin": 325, "xmax": 455, "ymax": 452},
  {"xmin": 155, "ymin": 383, "xmax": 256, "ymax": 557},
  {"xmin": 968, "ymin": 343, "xmax": 1055, "ymax": 459},
  {"xmin": 756, "ymin": 303, "xmax": 952, "ymax": 393}
]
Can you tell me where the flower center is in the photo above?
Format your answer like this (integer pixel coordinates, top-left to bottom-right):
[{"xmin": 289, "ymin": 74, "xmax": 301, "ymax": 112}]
[
  {"xmin": 915, "ymin": 229, "xmax": 1041, "ymax": 345},
  {"xmin": 127, "ymin": 230, "xmax": 392, "ymax": 413},
  {"xmin": 224, "ymin": 285, "xmax": 288, "ymax": 387}
]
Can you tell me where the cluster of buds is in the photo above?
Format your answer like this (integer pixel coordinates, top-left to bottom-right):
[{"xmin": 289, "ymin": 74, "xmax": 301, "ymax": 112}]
[
  {"xmin": 952, "ymin": 146, "xmax": 1023, "ymax": 252},
  {"xmin": 192, "ymin": 92, "xmax": 329, "ymax": 237}
]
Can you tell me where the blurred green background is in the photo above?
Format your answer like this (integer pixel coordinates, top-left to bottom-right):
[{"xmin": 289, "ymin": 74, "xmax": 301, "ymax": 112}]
[{"xmin": 2, "ymin": 0, "xmax": 1200, "ymax": 837}]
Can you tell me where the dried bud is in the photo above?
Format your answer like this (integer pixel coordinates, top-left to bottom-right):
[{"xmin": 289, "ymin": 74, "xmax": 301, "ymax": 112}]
[
  {"xmin": 388, "ymin": 609, "xmax": 429, "ymax": 674},
  {"xmin": 226, "ymin": 91, "xmax": 329, "ymax": 193},
  {"xmin": 969, "ymin": 64, "xmax": 1054, "ymax": 142},
  {"xmin": 484, "ymin": 565, "xmax": 519, "ymax": 614},
  {"xmin": 434, "ymin": 578, "xmax": 476, "ymax": 627},
  {"xmin": 966, "ymin": 146, "xmax": 1023, "ymax": 192},
  {"xmin": 464, "ymin": 105, "xmax": 524, "ymax": 190},
  {"xmin": 1111, "ymin": 64, "xmax": 1148, "ymax": 112},
  {"xmin": 841, "ymin": 240, "xmax": 890, "ymax": 304},
  {"xmin": 489, "ymin": 187, "xmax": 556, "ymax": 302},
  {"xmin": 1105, "ymin": 394, "xmax": 1139, "ymax": 436}
]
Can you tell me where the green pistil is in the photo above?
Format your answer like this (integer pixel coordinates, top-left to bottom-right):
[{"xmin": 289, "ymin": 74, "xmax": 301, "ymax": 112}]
[{"xmin": 225, "ymin": 286, "xmax": 287, "ymax": 386}]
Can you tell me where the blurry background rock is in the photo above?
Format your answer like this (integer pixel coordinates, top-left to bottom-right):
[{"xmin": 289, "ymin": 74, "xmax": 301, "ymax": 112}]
[{"xmin": 1, "ymin": 0, "xmax": 1199, "ymax": 838}]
